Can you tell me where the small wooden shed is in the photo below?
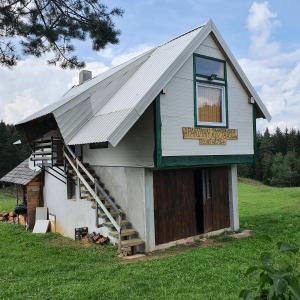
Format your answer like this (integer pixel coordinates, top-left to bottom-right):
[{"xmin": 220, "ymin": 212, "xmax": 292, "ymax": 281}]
[{"xmin": 0, "ymin": 159, "xmax": 42, "ymax": 229}]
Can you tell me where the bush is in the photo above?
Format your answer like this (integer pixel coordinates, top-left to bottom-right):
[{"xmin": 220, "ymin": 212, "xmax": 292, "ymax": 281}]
[{"xmin": 240, "ymin": 240, "xmax": 300, "ymax": 299}]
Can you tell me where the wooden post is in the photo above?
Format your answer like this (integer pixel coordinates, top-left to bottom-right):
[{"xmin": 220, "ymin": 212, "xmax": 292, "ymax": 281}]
[
  {"xmin": 95, "ymin": 184, "xmax": 99, "ymax": 228},
  {"xmin": 76, "ymin": 159, "xmax": 80, "ymax": 194},
  {"xmin": 118, "ymin": 214, "xmax": 122, "ymax": 254},
  {"xmin": 16, "ymin": 185, "xmax": 19, "ymax": 225},
  {"xmin": 51, "ymin": 136, "xmax": 53, "ymax": 167}
]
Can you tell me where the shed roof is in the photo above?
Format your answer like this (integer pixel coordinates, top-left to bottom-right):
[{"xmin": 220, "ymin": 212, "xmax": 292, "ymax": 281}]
[
  {"xmin": 16, "ymin": 20, "xmax": 271, "ymax": 147},
  {"xmin": 0, "ymin": 159, "xmax": 41, "ymax": 185}
]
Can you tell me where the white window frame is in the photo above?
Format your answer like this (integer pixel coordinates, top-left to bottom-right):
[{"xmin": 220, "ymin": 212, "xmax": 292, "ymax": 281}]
[{"xmin": 196, "ymin": 82, "xmax": 226, "ymax": 127}]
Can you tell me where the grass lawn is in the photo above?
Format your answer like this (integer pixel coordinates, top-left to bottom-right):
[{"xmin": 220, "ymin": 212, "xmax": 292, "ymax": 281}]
[
  {"xmin": 0, "ymin": 190, "xmax": 17, "ymax": 212},
  {"xmin": 0, "ymin": 181, "xmax": 300, "ymax": 299}
]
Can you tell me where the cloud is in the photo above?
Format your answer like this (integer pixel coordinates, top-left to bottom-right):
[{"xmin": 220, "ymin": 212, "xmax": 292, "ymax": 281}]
[
  {"xmin": 110, "ymin": 44, "xmax": 153, "ymax": 66},
  {"xmin": 239, "ymin": 1, "xmax": 300, "ymax": 133},
  {"xmin": 0, "ymin": 44, "xmax": 151, "ymax": 124},
  {"xmin": 3, "ymin": 90, "xmax": 42, "ymax": 124},
  {"xmin": 98, "ymin": 43, "xmax": 153, "ymax": 66},
  {"xmin": 247, "ymin": 1, "xmax": 280, "ymax": 57}
]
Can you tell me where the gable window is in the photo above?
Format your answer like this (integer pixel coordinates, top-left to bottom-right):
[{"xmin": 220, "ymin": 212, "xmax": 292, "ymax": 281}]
[
  {"xmin": 195, "ymin": 56, "xmax": 225, "ymax": 79},
  {"xmin": 194, "ymin": 54, "xmax": 227, "ymax": 127},
  {"xmin": 196, "ymin": 83, "xmax": 225, "ymax": 125}
]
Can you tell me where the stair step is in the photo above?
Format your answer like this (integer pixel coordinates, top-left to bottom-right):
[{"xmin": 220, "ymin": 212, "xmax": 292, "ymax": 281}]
[
  {"xmin": 121, "ymin": 239, "xmax": 144, "ymax": 248},
  {"xmin": 102, "ymin": 220, "xmax": 129, "ymax": 227},
  {"xmin": 33, "ymin": 151, "xmax": 52, "ymax": 155},
  {"xmin": 98, "ymin": 211, "xmax": 118, "ymax": 218},
  {"xmin": 111, "ymin": 229, "xmax": 137, "ymax": 237},
  {"xmin": 81, "ymin": 191, "xmax": 91, "ymax": 197},
  {"xmin": 80, "ymin": 187, "xmax": 93, "ymax": 192},
  {"xmin": 104, "ymin": 201, "xmax": 117, "ymax": 208}
]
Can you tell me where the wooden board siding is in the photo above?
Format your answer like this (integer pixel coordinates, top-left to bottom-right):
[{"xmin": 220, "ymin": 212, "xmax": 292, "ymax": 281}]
[
  {"xmin": 210, "ymin": 167, "xmax": 230, "ymax": 231},
  {"xmin": 153, "ymin": 169, "xmax": 197, "ymax": 245},
  {"xmin": 27, "ymin": 181, "xmax": 42, "ymax": 230},
  {"xmin": 154, "ymin": 167, "xmax": 230, "ymax": 245},
  {"xmin": 201, "ymin": 167, "xmax": 230, "ymax": 233}
]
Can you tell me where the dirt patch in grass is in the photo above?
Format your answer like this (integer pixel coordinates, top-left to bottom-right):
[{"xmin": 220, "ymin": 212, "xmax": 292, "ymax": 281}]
[
  {"xmin": 123, "ymin": 230, "xmax": 255, "ymax": 263},
  {"xmin": 46, "ymin": 235, "xmax": 94, "ymax": 249}
]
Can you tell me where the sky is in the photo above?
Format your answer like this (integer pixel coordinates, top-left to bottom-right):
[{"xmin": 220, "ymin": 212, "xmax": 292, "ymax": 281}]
[{"xmin": 1, "ymin": 0, "xmax": 300, "ymax": 132}]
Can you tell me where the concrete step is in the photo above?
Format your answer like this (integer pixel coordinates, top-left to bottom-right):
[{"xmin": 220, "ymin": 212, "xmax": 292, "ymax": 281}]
[
  {"xmin": 121, "ymin": 239, "xmax": 144, "ymax": 248},
  {"xmin": 111, "ymin": 228, "xmax": 137, "ymax": 237}
]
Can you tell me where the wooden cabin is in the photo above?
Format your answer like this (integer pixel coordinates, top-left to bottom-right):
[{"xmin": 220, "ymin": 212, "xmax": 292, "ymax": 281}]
[
  {"xmin": 13, "ymin": 20, "xmax": 270, "ymax": 254},
  {"xmin": 0, "ymin": 159, "xmax": 42, "ymax": 229}
]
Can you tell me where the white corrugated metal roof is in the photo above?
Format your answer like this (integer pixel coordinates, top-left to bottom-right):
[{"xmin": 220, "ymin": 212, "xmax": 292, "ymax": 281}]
[
  {"xmin": 16, "ymin": 49, "xmax": 154, "ymax": 125},
  {"xmin": 16, "ymin": 20, "xmax": 271, "ymax": 146}
]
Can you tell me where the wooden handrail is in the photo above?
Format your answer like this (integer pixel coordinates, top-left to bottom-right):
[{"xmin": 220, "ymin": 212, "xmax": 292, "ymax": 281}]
[
  {"xmin": 64, "ymin": 144, "xmax": 121, "ymax": 215},
  {"xmin": 64, "ymin": 150, "xmax": 121, "ymax": 233}
]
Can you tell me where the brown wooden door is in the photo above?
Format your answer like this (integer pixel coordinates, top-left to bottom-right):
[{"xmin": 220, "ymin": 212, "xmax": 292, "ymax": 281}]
[
  {"xmin": 202, "ymin": 166, "xmax": 230, "ymax": 233},
  {"xmin": 210, "ymin": 167, "xmax": 230, "ymax": 231},
  {"xmin": 201, "ymin": 169, "xmax": 213, "ymax": 233},
  {"xmin": 153, "ymin": 169, "xmax": 197, "ymax": 245}
]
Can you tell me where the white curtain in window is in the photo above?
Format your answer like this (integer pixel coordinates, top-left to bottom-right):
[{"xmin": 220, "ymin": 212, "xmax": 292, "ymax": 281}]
[{"xmin": 198, "ymin": 85, "xmax": 222, "ymax": 123}]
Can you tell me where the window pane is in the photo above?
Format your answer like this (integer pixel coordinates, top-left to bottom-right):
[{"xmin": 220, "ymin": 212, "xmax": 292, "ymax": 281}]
[
  {"xmin": 198, "ymin": 85, "xmax": 223, "ymax": 123},
  {"xmin": 195, "ymin": 56, "xmax": 224, "ymax": 78}
]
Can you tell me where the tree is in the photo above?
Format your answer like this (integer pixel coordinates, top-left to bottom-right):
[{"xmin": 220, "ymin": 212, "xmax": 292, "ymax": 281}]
[
  {"xmin": 270, "ymin": 153, "xmax": 288, "ymax": 187},
  {"xmin": 272, "ymin": 127, "xmax": 285, "ymax": 155},
  {"xmin": 259, "ymin": 129, "xmax": 273, "ymax": 184},
  {"xmin": 0, "ymin": 121, "xmax": 30, "ymax": 178},
  {"xmin": 0, "ymin": 0, "xmax": 123, "ymax": 68},
  {"xmin": 287, "ymin": 128, "xmax": 297, "ymax": 153},
  {"xmin": 284, "ymin": 151, "xmax": 300, "ymax": 186}
]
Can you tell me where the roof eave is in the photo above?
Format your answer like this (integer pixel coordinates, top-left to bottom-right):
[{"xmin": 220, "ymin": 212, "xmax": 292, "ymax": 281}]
[{"xmin": 208, "ymin": 19, "xmax": 271, "ymax": 121}]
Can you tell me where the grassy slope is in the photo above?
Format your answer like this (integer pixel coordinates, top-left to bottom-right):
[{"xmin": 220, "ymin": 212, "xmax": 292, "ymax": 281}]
[
  {"xmin": 0, "ymin": 191, "xmax": 17, "ymax": 212},
  {"xmin": 0, "ymin": 182, "xmax": 300, "ymax": 299}
]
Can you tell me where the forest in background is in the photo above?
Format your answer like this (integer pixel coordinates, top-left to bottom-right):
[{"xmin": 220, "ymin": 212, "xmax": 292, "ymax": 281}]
[
  {"xmin": 1, "ymin": 120, "xmax": 300, "ymax": 188},
  {"xmin": 0, "ymin": 122, "xmax": 30, "ymax": 179},
  {"xmin": 239, "ymin": 127, "xmax": 300, "ymax": 187}
]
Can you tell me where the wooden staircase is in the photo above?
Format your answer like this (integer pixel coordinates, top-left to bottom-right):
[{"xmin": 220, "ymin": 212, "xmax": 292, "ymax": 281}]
[{"xmin": 64, "ymin": 147, "xmax": 144, "ymax": 255}]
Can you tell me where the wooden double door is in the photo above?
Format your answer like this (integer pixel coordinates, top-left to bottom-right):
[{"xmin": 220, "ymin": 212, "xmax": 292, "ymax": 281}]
[{"xmin": 153, "ymin": 167, "xmax": 230, "ymax": 245}]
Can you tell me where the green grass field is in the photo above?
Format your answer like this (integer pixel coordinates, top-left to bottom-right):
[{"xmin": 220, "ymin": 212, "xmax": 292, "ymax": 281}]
[{"xmin": 0, "ymin": 180, "xmax": 300, "ymax": 299}]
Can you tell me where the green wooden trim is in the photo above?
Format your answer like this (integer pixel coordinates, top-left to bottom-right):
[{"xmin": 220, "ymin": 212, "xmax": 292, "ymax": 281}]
[
  {"xmin": 195, "ymin": 79, "xmax": 225, "ymax": 86},
  {"xmin": 253, "ymin": 105, "xmax": 257, "ymax": 164},
  {"xmin": 194, "ymin": 53, "xmax": 226, "ymax": 63},
  {"xmin": 154, "ymin": 95, "xmax": 162, "ymax": 168},
  {"xmin": 193, "ymin": 67, "xmax": 229, "ymax": 128},
  {"xmin": 195, "ymin": 74, "xmax": 226, "ymax": 82},
  {"xmin": 224, "ymin": 61, "xmax": 229, "ymax": 127},
  {"xmin": 153, "ymin": 54, "xmax": 252, "ymax": 170},
  {"xmin": 156, "ymin": 155, "xmax": 254, "ymax": 169},
  {"xmin": 194, "ymin": 53, "xmax": 226, "ymax": 81}
]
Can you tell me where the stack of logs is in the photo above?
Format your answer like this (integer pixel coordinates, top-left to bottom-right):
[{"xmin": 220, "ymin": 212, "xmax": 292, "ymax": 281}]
[
  {"xmin": 88, "ymin": 232, "xmax": 109, "ymax": 245},
  {"xmin": 0, "ymin": 212, "xmax": 17, "ymax": 223},
  {"xmin": 0, "ymin": 212, "xmax": 26, "ymax": 225}
]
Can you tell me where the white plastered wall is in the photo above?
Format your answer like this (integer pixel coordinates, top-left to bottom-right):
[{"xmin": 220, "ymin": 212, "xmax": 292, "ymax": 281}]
[
  {"xmin": 43, "ymin": 169, "xmax": 102, "ymax": 238},
  {"xmin": 92, "ymin": 166, "xmax": 149, "ymax": 244},
  {"xmin": 83, "ymin": 105, "xmax": 154, "ymax": 168},
  {"xmin": 229, "ymin": 164, "xmax": 239, "ymax": 231}
]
